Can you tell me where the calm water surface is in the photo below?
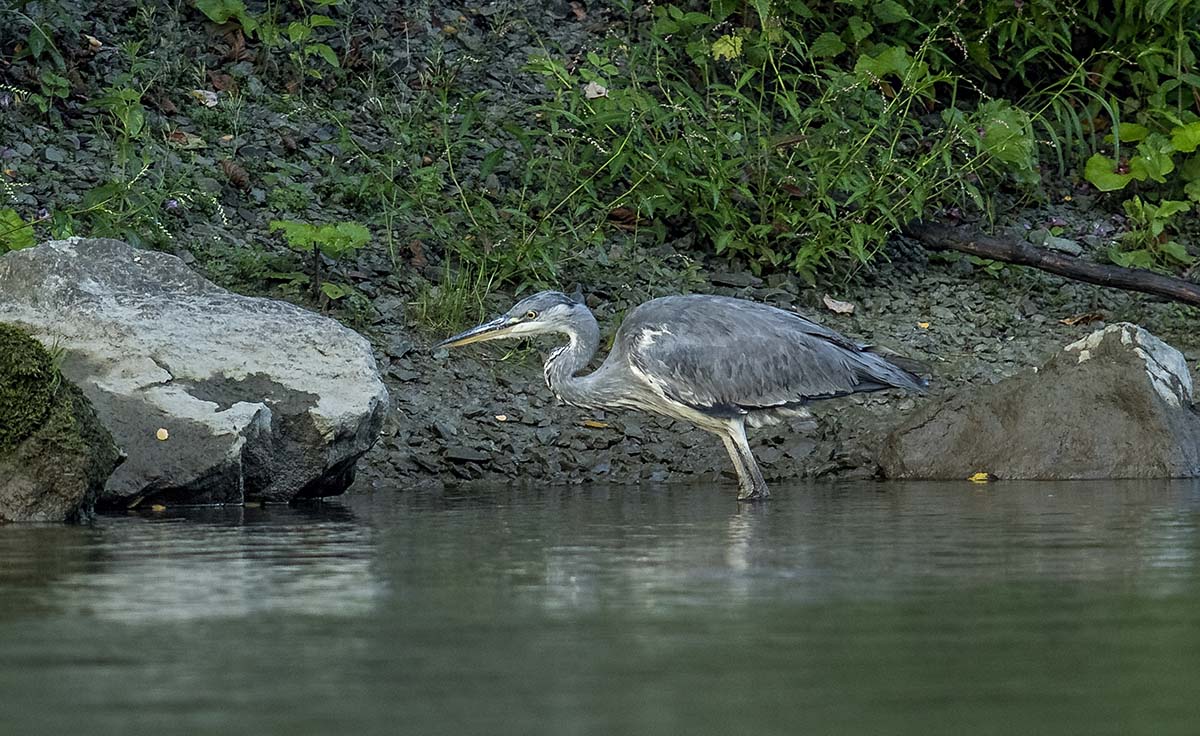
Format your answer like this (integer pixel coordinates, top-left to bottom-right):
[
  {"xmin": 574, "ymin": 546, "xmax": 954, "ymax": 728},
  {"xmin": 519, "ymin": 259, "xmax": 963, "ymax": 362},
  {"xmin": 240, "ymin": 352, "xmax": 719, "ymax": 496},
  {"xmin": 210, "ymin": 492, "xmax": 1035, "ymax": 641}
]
[{"xmin": 2, "ymin": 480, "xmax": 1199, "ymax": 735}]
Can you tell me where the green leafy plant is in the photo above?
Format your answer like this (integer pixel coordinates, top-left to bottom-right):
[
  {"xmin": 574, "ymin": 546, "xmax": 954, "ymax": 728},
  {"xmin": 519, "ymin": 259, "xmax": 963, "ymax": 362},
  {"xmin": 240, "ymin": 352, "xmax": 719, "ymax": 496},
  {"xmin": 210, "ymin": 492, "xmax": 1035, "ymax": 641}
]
[
  {"xmin": 1109, "ymin": 196, "xmax": 1194, "ymax": 270},
  {"xmin": 0, "ymin": 209, "xmax": 36, "ymax": 252},
  {"xmin": 527, "ymin": 3, "xmax": 1003, "ymax": 280},
  {"xmin": 1084, "ymin": 119, "xmax": 1200, "ymax": 198},
  {"xmin": 194, "ymin": 0, "xmax": 259, "ymax": 37},
  {"xmin": 255, "ymin": 0, "xmax": 342, "ymax": 80},
  {"xmin": 269, "ymin": 220, "xmax": 370, "ymax": 302}
]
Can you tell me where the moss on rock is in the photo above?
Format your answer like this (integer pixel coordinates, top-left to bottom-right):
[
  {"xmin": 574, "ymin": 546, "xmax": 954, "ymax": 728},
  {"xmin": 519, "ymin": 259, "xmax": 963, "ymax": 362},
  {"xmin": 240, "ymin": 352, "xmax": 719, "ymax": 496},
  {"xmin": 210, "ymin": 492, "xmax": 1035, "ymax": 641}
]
[
  {"xmin": 0, "ymin": 323, "xmax": 56, "ymax": 451},
  {"xmin": 0, "ymin": 324, "xmax": 122, "ymax": 522}
]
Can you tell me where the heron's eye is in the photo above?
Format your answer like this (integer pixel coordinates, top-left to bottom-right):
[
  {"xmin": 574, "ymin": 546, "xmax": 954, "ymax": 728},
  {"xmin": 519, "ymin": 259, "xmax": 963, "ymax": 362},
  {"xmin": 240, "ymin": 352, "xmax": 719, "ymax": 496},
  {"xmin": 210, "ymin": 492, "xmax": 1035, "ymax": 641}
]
[{"xmin": 524, "ymin": 310, "xmax": 538, "ymax": 320}]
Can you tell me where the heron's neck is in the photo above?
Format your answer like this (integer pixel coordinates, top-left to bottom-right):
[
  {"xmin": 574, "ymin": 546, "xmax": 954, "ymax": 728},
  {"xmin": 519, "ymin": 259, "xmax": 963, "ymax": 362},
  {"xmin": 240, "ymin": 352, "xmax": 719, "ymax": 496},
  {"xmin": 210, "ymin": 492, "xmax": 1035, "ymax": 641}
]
[{"xmin": 544, "ymin": 312, "xmax": 602, "ymax": 409}]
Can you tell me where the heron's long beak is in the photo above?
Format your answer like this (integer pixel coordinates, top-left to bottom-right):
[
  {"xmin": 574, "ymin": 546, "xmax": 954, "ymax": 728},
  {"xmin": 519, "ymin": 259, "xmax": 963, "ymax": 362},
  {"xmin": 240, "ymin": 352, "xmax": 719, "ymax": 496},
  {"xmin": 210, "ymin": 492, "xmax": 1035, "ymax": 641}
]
[{"xmin": 436, "ymin": 316, "xmax": 518, "ymax": 349}]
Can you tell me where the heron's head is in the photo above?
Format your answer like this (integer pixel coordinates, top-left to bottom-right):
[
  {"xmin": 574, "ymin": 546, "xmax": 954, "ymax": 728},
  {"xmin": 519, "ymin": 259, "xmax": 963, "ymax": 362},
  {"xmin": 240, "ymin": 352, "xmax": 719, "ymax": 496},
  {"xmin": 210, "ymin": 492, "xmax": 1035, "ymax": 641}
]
[{"xmin": 436, "ymin": 291, "xmax": 588, "ymax": 349}]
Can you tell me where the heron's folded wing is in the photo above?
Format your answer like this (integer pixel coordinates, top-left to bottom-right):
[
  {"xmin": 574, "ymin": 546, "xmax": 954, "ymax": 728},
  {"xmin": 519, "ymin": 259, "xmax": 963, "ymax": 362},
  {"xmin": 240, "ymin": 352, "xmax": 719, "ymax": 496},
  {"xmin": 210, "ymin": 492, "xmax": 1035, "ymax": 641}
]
[{"xmin": 626, "ymin": 309, "xmax": 886, "ymax": 414}]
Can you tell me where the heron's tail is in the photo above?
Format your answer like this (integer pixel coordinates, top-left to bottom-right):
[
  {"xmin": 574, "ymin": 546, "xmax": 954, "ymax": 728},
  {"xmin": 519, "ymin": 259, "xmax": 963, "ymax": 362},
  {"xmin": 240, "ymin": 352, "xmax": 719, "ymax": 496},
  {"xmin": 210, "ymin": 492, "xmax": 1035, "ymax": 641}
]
[{"xmin": 862, "ymin": 346, "xmax": 931, "ymax": 391}]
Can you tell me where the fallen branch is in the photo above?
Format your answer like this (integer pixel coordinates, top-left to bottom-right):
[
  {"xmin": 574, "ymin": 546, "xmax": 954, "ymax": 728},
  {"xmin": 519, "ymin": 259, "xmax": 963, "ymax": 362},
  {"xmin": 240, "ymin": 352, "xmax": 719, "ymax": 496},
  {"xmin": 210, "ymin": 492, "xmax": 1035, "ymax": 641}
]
[{"xmin": 905, "ymin": 221, "xmax": 1200, "ymax": 308}]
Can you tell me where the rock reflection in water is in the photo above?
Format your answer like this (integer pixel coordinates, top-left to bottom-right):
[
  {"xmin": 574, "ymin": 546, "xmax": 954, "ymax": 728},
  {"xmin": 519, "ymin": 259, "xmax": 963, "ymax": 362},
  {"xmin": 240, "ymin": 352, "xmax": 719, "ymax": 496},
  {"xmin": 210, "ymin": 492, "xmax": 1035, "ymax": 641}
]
[{"xmin": 47, "ymin": 504, "xmax": 383, "ymax": 623}]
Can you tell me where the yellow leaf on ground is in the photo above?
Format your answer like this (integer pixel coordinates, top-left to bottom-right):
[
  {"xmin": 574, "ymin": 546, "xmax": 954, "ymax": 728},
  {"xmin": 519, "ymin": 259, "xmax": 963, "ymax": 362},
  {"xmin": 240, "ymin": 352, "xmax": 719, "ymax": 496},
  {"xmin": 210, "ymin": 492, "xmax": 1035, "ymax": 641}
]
[
  {"xmin": 968, "ymin": 472, "xmax": 994, "ymax": 483},
  {"xmin": 917, "ymin": 321, "xmax": 931, "ymax": 329},
  {"xmin": 494, "ymin": 414, "xmax": 508, "ymax": 422},
  {"xmin": 581, "ymin": 419, "xmax": 609, "ymax": 429},
  {"xmin": 150, "ymin": 504, "xmax": 167, "ymax": 512}
]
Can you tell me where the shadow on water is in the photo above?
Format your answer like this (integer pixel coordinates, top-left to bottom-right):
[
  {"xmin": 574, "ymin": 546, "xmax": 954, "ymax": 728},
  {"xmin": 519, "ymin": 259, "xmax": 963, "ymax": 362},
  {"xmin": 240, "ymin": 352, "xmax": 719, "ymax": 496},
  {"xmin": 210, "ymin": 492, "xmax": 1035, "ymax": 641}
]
[{"xmin": 0, "ymin": 479, "xmax": 1199, "ymax": 735}]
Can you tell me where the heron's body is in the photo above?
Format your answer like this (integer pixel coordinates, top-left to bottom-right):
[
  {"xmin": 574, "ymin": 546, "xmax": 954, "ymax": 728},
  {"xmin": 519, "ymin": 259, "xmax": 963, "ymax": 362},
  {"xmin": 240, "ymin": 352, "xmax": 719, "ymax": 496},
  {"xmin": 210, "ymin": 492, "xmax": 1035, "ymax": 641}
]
[{"xmin": 439, "ymin": 291, "xmax": 926, "ymax": 500}]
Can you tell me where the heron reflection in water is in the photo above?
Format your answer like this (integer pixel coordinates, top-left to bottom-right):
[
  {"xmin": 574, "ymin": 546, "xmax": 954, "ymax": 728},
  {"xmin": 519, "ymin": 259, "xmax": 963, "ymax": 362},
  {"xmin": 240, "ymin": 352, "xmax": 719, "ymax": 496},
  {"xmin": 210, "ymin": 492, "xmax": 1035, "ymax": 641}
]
[{"xmin": 438, "ymin": 291, "xmax": 926, "ymax": 500}]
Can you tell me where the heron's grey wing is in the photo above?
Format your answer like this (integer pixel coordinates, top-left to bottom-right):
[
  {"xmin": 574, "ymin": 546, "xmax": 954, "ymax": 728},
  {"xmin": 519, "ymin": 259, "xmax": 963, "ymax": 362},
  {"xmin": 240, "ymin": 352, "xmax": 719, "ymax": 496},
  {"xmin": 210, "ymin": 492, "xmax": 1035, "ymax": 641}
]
[{"xmin": 623, "ymin": 297, "xmax": 921, "ymax": 416}]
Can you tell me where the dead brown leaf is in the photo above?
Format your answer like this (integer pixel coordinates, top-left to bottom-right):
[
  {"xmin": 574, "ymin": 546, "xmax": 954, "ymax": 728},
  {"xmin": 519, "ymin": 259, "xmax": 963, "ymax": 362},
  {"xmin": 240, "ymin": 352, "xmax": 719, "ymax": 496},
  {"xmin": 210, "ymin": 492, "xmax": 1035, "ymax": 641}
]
[
  {"xmin": 1059, "ymin": 311, "xmax": 1105, "ymax": 326},
  {"xmin": 607, "ymin": 207, "xmax": 640, "ymax": 231},
  {"xmin": 569, "ymin": 1, "xmax": 587, "ymax": 20},
  {"xmin": 167, "ymin": 129, "xmax": 206, "ymax": 149},
  {"xmin": 219, "ymin": 159, "xmax": 250, "ymax": 190},
  {"xmin": 221, "ymin": 29, "xmax": 254, "ymax": 63},
  {"xmin": 152, "ymin": 95, "xmax": 177, "ymax": 114},
  {"xmin": 822, "ymin": 294, "xmax": 855, "ymax": 315},
  {"xmin": 408, "ymin": 239, "xmax": 428, "ymax": 268},
  {"xmin": 207, "ymin": 71, "xmax": 238, "ymax": 93}
]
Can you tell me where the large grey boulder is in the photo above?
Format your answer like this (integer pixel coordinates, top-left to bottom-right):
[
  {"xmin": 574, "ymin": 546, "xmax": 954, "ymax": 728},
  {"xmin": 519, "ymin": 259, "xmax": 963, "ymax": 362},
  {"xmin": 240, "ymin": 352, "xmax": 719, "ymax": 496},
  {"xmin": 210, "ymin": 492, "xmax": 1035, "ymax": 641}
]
[
  {"xmin": 880, "ymin": 323, "xmax": 1200, "ymax": 480},
  {"xmin": 0, "ymin": 238, "xmax": 388, "ymax": 508},
  {"xmin": 1, "ymin": 323, "xmax": 122, "ymax": 522}
]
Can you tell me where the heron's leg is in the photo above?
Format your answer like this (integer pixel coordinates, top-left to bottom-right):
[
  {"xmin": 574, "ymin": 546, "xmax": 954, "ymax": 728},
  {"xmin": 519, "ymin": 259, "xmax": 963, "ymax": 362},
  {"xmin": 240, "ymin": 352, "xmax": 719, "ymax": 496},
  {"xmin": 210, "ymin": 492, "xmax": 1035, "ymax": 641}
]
[{"xmin": 719, "ymin": 420, "xmax": 770, "ymax": 501}]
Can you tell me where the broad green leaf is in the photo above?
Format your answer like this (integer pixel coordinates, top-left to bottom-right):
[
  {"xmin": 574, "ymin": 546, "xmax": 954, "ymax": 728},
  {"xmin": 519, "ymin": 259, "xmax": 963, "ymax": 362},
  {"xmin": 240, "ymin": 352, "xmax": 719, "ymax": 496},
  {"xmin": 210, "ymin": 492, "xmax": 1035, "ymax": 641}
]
[
  {"xmin": 1109, "ymin": 247, "xmax": 1155, "ymax": 269},
  {"xmin": 287, "ymin": 21, "xmax": 311, "ymax": 43},
  {"xmin": 1129, "ymin": 144, "xmax": 1174, "ymax": 182},
  {"xmin": 1159, "ymin": 240, "xmax": 1194, "ymax": 264},
  {"xmin": 28, "ymin": 27, "xmax": 45, "ymax": 59},
  {"xmin": 809, "ymin": 32, "xmax": 846, "ymax": 58},
  {"xmin": 873, "ymin": 0, "xmax": 912, "ymax": 24},
  {"xmin": 310, "ymin": 43, "xmax": 339, "ymax": 68},
  {"xmin": 975, "ymin": 100, "xmax": 1035, "ymax": 170},
  {"xmin": 854, "ymin": 45, "xmax": 911, "ymax": 81},
  {"xmin": 82, "ymin": 181, "xmax": 126, "ymax": 208},
  {"xmin": 308, "ymin": 14, "xmax": 337, "ymax": 27},
  {"xmin": 1180, "ymin": 153, "xmax": 1200, "ymax": 182},
  {"xmin": 333, "ymin": 221, "xmax": 370, "ymax": 247},
  {"xmin": 320, "ymin": 282, "xmax": 352, "ymax": 300},
  {"xmin": 1155, "ymin": 200, "xmax": 1191, "ymax": 219},
  {"xmin": 124, "ymin": 105, "xmax": 145, "ymax": 138},
  {"xmin": 965, "ymin": 42, "xmax": 1000, "ymax": 78},
  {"xmin": 196, "ymin": 0, "xmax": 246, "ymax": 24},
  {"xmin": 1112, "ymin": 122, "xmax": 1150, "ymax": 143},
  {"xmin": 1084, "ymin": 154, "xmax": 1133, "ymax": 191},
  {"xmin": 846, "ymin": 16, "xmax": 873, "ymax": 43},
  {"xmin": 787, "ymin": 0, "xmax": 813, "ymax": 18},
  {"xmin": 270, "ymin": 219, "xmax": 319, "ymax": 249},
  {"xmin": 1181, "ymin": 177, "xmax": 1200, "ymax": 202},
  {"xmin": 711, "ymin": 0, "xmax": 739, "ymax": 20},
  {"xmin": 652, "ymin": 18, "xmax": 679, "ymax": 35},
  {"xmin": 1170, "ymin": 121, "xmax": 1200, "ymax": 153},
  {"xmin": 0, "ymin": 209, "xmax": 35, "ymax": 251},
  {"xmin": 711, "ymin": 34, "xmax": 743, "ymax": 61}
]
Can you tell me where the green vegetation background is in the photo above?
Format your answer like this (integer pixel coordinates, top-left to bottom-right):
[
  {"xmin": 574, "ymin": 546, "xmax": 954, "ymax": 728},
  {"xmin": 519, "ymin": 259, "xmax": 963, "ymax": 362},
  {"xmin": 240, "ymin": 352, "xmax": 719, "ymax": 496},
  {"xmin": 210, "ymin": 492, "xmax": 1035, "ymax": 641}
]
[{"xmin": 2, "ymin": 0, "xmax": 1199, "ymax": 331}]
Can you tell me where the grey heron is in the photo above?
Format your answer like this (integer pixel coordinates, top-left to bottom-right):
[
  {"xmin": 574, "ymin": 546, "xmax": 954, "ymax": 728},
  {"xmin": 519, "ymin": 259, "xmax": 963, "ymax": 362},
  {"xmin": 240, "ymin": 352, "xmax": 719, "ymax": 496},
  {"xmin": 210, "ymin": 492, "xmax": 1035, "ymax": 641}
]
[{"xmin": 437, "ymin": 291, "xmax": 926, "ymax": 500}]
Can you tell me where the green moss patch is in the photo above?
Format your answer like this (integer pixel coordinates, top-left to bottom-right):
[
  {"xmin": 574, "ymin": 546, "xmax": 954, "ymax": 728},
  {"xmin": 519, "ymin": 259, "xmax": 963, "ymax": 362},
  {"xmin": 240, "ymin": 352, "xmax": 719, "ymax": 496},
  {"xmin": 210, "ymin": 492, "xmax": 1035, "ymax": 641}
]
[{"xmin": 0, "ymin": 323, "xmax": 56, "ymax": 451}]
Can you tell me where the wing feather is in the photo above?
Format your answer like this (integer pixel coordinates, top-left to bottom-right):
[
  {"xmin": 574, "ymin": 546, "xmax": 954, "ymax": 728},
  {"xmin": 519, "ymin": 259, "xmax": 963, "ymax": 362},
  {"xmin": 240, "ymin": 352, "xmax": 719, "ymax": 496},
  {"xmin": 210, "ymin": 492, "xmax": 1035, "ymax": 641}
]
[{"xmin": 620, "ymin": 295, "xmax": 924, "ymax": 416}]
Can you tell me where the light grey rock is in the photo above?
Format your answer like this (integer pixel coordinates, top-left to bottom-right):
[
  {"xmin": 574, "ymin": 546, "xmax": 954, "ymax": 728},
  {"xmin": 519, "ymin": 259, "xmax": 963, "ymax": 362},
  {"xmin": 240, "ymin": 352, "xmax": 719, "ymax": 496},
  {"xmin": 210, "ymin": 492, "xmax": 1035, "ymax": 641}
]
[
  {"xmin": 880, "ymin": 323, "xmax": 1200, "ymax": 480},
  {"xmin": 0, "ymin": 238, "xmax": 389, "ymax": 508},
  {"xmin": 1028, "ymin": 227, "xmax": 1084, "ymax": 256}
]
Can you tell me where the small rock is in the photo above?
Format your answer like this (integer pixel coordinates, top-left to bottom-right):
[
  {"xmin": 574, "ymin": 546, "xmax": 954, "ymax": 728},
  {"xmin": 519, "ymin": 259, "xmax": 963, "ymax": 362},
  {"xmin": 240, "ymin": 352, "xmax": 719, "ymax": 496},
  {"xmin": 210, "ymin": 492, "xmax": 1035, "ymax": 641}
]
[
  {"xmin": 431, "ymin": 420, "xmax": 458, "ymax": 439},
  {"xmin": 444, "ymin": 446, "xmax": 490, "ymax": 464},
  {"xmin": 1028, "ymin": 227, "xmax": 1083, "ymax": 256}
]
